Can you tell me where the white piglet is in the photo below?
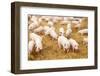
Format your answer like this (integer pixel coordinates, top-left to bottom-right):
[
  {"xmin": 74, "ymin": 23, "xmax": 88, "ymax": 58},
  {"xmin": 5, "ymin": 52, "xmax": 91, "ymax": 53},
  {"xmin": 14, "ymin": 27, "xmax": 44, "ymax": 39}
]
[
  {"xmin": 52, "ymin": 17, "xmax": 58, "ymax": 23},
  {"xmin": 78, "ymin": 29, "xmax": 88, "ymax": 35},
  {"xmin": 67, "ymin": 23, "xmax": 72, "ymax": 29},
  {"xmin": 33, "ymin": 26, "xmax": 44, "ymax": 33},
  {"xmin": 29, "ymin": 20, "xmax": 39, "ymax": 30},
  {"xmin": 60, "ymin": 20, "xmax": 69, "ymax": 25},
  {"xmin": 35, "ymin": 37, "xmax": 43, "ymax": 52},
  {"xmin": 30, "ymin": 16, "xmax": 38, "ymax": 22},
  {"xmin": 49, "ymin": 29, "xmax": 58, "ymax": 40},
  {"xmin": 72, "ymin": 20, "xmax": 79, "ymax": 24},
  {"xmin": 58, "ymin": 35, "xmax": 70, "ymax": 52},
  {"xmin": 66, "ymin": 29, "xmax": 72, "ymax": 38},
  {"xmin": 43, "ymin": 26, "xmax": 50, "ymax": 35},
  {"xmin": 54, "ymin": 16, "xmax": 63, "ymax": 21},
  {"xmin": 69, "ymin": 38, "xmax": 79, "ymax": 52},
  {"xmin": 30, "ymin": 33, "xmax": 43, "ymax": 53},
  {"xmin": 66, "ymin": 23, "xmax": 72, "ymax": 38},
  {"xmin": 48, "ymin": 21, "xmax": 54, "ymax": 27},
  {"xmin": 43, "ymin": 26, "xmax": 57, "ymax": 39},
  {"xmin": 28, "ymin": 40, "xmax": 35, "ymax": 54}
]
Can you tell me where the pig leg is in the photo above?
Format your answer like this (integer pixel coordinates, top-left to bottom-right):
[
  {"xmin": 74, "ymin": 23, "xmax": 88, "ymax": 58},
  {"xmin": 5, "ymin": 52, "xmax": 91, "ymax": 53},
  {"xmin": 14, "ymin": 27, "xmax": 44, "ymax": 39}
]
[
  {"xmin": 63, "ymin": 48, "xmax": 66, "ymax": 52},
  {"xmin": 58, "ymin": 42, "xmax": 61, "ymax": 49},
  {"xmin": 39, "ymin": 46, "xmax": 43, "ymax": 54},
  {"xmin": 67, "ymin": 49, "xmax": 70, "ymax": 53},
  {"xmin": 66, "ymin": 49, "xmax": 70, "ymax": 53},
  {"xmin": 72, "ymin": 47, "xmax": 75, "ymax": 52},
  {"xmin": 35, "ymin": 47, "xmax": 40, "ymax": 53}
]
